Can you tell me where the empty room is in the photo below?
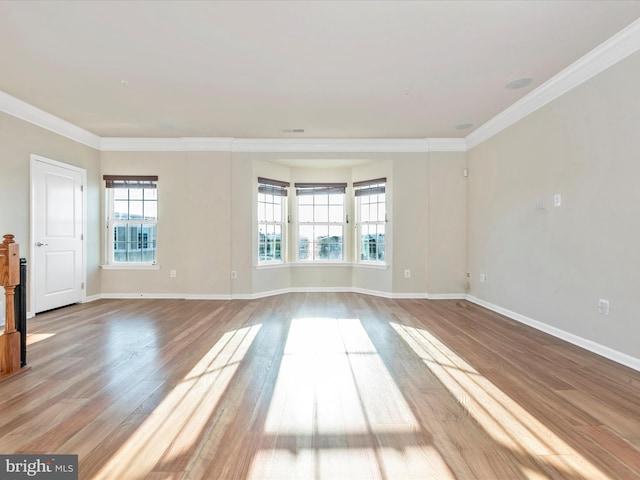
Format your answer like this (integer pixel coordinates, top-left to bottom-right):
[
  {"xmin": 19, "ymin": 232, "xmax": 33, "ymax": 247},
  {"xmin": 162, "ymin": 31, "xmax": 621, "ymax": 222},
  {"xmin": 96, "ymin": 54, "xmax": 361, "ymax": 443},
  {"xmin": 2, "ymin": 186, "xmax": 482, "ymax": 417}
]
[{"xmin": 1, "ymin": 1, "xmax": 640, "ymax": 479}]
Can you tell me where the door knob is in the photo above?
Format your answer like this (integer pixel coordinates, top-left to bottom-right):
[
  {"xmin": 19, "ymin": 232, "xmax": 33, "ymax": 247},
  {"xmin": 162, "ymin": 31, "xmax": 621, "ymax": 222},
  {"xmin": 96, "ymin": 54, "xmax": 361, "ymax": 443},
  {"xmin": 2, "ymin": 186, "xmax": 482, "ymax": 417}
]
[{"xmin": 36, "ymin": 241, "xmax": 48, "ymax": 247}]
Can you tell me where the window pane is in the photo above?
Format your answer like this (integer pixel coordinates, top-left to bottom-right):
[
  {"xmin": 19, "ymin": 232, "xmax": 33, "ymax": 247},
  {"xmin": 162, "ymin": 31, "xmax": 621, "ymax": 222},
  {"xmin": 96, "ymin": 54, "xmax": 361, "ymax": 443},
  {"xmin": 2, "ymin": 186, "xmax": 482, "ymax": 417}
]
[
  {"xmin": 314, "ymin": 207, "xmax": 328, "ymax": 223},
  {"xmin": 127, "ymin": 249, "xmax": 142, "ymax": 262},
  {"xmin": 360, "ymin": 202, "xmax": 370, "ymax": 222},
  {"xmin": 114, "ymin": 200, "xmax": 129, "ymax": 220},
  {"xmin": 129, "ymin": 201, "xmax": 143, "ymax": 220},
  {"xmin": 273, "ymin": 198, "xmax": 282, "ymax": 222},
  {"xmin": 299, "ymin": 205, "xmax": 314, "ymax": 223},
  {"xmin": 113, "ymin": 188, "xmax": 129, "ymax": 200},
  {"xmin": 265, "ymin": 202, "xmax": 274, "ymax": 222},
  {"xmin": 129, "ymin": 189, "xmax": 143, "ymax": 200},
  {"xmin": 326, "ymin": 225, "xmax": 343, "ymax": 260},
  {"xmin": 144, "ymin": 201, "xmax": 157, "ymax": 221},
  {"xmin": 315, "ymin": 193, "xmax": 329, "ymax": 206},
  {"xmin": 314, "ymin": 225, "xmax": 329, "ymax": 242},
  {"xmin": 329, "ymin": 194, "xmax": 342, "ymax": 205},
  {"xmin": 298, "ymin": 225, "xmax": 312, "ymax": 260},
  {"xmin": 328, "ymin": 225, "xmax": 342, "ymax": 238},
  {"xmin": 144, "ymin": 188, "xmax": 157, "ymax": 201},
  {"xmin": 111, "ymin": 223, "xmax": 156, "ymax": 263},
  {"xmin": 299, "ymin": 225, "xmax": 313, "ymax": 244},
  {"xmin": 328, "ymin": 205, "xmax": 342, "ymax": 223}
]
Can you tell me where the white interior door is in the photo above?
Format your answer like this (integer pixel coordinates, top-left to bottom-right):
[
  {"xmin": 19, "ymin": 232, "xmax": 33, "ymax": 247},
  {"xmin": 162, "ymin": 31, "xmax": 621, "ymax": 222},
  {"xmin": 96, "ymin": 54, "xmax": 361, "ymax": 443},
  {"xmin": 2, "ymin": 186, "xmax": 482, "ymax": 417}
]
[{"xmin": 31, "ymin": 155, "xmax": 85, "ymax": 313}]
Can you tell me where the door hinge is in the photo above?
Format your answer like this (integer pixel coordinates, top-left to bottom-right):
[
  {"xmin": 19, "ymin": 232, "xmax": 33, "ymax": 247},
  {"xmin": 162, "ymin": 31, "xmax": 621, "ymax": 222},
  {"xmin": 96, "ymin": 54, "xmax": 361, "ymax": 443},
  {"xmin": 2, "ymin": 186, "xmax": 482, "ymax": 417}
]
[
  {"xmin": 81, "ymin": 185, "xmax": 84, "ymax": 192},
  {"xmin": 81, "ymin": 282, "xmax": 85, "ymax": 289}
]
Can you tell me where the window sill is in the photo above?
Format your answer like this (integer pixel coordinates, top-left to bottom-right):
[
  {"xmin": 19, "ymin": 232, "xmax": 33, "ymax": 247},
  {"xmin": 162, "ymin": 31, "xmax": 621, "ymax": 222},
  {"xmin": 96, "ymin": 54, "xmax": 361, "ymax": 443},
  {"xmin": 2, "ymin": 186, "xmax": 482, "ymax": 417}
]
[
  {"xmin": 353, "ymin": 262, "xmax": 389, "ymax": 270},
  {"xmin": 255, "ymin": 262, "xmax": 288, "ymax": 270},
  {"xmin": 255, "ymin": 262, "xmax": 389, "ymax": 269},
  {"xmin": 101, "ymin": 264, "xmax": 160, "ymax": 270}
]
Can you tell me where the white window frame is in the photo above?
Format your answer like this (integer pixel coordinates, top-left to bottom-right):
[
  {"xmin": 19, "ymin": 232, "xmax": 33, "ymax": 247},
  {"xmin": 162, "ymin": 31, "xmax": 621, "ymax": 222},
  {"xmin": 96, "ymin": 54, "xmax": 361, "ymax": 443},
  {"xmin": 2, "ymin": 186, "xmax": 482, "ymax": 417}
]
[
  {"xmin": 258, "ymin": 177, "xmax": 289, "ymax": 264},
  {"xmin": 104, "ymin": 176, "xmax": 158, "ymax": 267},
  {"xmin": 355, "ymin": 178, "xmax": 386, "ymax": 264},
  {"xmin": 295, "ymin": 183, "xmax": 347, "ymax": 262}
]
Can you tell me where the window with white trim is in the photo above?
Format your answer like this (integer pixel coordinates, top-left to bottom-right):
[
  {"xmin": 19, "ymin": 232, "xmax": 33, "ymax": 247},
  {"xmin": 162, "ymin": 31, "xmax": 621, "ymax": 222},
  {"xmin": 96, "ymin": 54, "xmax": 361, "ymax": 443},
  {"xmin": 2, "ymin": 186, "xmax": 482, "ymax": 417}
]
[
  {"xmin": 104, "ymin": 175, "xmax": 158, "ymax": 264},
  {"xmin": 295, "ymin": 182, "xmax": 347, "ymax": 261},
  {"xmin": 354, "ymin": 178, "xmax": 386, "ymax": 263},
  {"xmin": 258, "ymin": 177, "xmax": 289, "ymax": 263}
]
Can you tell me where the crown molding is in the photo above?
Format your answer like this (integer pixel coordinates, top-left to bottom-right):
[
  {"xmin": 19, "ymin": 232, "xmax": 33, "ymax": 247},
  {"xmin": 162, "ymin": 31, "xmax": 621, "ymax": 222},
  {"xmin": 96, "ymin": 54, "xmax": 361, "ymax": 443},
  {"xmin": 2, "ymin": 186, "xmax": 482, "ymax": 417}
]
[
  {"xmin": 466, "ymin": 18, "xmax": 640, "ymax": 150},
  {"xmin": 230, "ymin": 138, "xmax": 431, "ymax": 153},
  {"xmin": 426, "ymin": 138, "xmax": 467, "ymax": 152},
  {"xmin": 99, "ymin": 137, "xmax": 234, "ymax": 152},
  {"xmin": 99, "ymin": 137, "xmax": 466, "ymax": 153},
  {"xmin": 0, "ymin": 90, "xmax": 101, "ymax": 149}
]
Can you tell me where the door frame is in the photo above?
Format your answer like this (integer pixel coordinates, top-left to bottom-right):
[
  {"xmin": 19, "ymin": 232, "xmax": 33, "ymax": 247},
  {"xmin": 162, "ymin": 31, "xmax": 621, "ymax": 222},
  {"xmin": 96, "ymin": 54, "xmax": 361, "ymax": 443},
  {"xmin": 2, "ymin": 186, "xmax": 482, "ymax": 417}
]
[{"xmin": 30, "ymin": 154, "xmax": 87, "ymax": 316}]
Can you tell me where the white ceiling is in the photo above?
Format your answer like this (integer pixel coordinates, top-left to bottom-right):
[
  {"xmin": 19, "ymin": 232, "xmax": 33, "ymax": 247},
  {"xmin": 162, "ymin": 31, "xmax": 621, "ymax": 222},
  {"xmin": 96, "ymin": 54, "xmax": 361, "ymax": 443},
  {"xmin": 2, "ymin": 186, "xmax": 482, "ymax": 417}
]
[{"xmin": 1, "ymin": 0, "xmax": 640, "ymax": 140}]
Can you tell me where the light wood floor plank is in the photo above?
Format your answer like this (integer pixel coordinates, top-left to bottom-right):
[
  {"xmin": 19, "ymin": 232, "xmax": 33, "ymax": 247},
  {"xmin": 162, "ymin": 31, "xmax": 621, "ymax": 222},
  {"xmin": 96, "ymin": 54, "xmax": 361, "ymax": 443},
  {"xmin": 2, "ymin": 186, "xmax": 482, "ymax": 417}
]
[{"xmin": 0, "ymin": 294, "xmax": 638, "ymax": 479}]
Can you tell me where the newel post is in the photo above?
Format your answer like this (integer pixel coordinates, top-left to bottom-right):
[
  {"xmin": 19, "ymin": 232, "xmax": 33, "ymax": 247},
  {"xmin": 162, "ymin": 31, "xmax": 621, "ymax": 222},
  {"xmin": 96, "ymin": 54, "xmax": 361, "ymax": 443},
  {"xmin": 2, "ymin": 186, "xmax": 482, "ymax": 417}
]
[{"xmin": 0, "ymin": 234, "xmax": 24, "ymax": 378}]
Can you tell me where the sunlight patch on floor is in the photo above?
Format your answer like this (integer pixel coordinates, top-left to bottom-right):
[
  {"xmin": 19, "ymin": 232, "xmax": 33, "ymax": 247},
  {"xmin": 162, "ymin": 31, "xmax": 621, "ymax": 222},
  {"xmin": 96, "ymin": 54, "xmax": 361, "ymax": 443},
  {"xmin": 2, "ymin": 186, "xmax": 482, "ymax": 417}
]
[
  {"xmin": 391, "ymin": 322, "xmax": 608, "ymax": 479},
  {"xmin": 25, "ymin": 332, "xmax": 56, "ymax": 345},
  {"xmin": 94, "ymin": 324, "xmax": 261, "ymax": 480},
  {"xmin": 252, "ymin": 317, "xmax": 454, "ymax": 479}
]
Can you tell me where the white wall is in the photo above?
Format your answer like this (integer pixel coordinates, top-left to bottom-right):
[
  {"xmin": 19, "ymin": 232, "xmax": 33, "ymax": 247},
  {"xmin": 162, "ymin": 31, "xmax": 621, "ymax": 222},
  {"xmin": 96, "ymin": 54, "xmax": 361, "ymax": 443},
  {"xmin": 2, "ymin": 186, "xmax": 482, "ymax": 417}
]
[
  {"xmin": 0, "ymin": 110, "xmax": 101, "ymax": 318},
  {"xmin": 428, "ymin": 152, "xmax": 468, "ymax": 295},
  {"xmin": 100, "ymin": 150, "xmax": 232, "ymax": 298},
  {"xmin": 97, "ymin": 150, "xmax": 467, "ymax": 299},
  {"xmin": 467, "ymin": 50, "xmax": 640, "ymax": 360}
]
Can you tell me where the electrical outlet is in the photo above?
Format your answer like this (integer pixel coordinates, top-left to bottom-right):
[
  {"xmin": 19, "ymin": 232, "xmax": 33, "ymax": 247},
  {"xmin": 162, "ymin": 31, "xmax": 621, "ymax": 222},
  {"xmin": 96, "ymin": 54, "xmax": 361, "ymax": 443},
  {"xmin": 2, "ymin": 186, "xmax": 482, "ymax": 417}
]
[
  {"xmin": 404, "ymin": 269, "xmax": 411, "ymax": 278},
  {"xmin": 598, "ymin": 299, "xmax": 609, "ymax": 315},
  {"xmin": 231, "ymin": 271, "xmax": 237, "ymax": 279},
  {"xmin": 169, "ymin": 270, "xmax": 177, "ymax": 278},
  {"xmin": 479, "ymin": 273, "xmax": 488, "ymax": 283},
  {"xmin": 553, "ymin": 193, "xmax": 562, "ymax": 207}
]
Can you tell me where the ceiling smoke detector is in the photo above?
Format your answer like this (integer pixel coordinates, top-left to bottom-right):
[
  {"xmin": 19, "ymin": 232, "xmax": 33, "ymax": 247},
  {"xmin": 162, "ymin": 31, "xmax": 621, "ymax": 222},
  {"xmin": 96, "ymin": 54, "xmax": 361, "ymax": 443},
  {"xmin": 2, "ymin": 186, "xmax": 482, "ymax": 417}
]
[{"xmin": 505, "ymin": 77, "xmax": 533, "ymax": 89}]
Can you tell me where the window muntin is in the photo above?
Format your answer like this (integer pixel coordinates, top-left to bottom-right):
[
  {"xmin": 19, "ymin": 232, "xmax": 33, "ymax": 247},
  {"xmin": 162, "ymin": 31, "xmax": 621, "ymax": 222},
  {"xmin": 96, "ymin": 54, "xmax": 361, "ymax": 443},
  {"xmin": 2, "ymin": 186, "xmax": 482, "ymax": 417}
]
[
  {"xmin": 258, "ymin": 177, "xmax": 289, "ymax": 263},
  {"xmin": 355, "ymin": 178, "xmax": 386, "ymax": 263},
  {"xmin": 295, "ymin": 183, "xmax": 346, "ymax": 261},
  {"xmin": 104, "ymin": 175, "xmax": 158, "ymax": 264}
]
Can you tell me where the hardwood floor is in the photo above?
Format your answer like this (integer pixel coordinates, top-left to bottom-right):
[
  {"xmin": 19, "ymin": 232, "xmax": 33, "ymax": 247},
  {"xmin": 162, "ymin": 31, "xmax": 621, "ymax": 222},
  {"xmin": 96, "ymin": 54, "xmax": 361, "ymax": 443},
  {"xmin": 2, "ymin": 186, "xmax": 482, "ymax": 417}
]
[{"xmin": 1, "ymin": 293, "xmax": 639, "ymax": 479}]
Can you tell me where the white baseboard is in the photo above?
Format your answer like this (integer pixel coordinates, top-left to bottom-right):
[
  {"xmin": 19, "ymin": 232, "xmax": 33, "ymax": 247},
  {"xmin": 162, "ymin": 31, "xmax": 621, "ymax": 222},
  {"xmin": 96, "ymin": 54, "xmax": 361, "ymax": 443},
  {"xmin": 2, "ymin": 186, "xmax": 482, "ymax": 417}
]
[
  {"xmin": 99, "ymin": 293, "xmax": 186, "ymax": 300},
  {"xmin": 426, "ymin": 293, "xmax": 467, "ymax": 300},
  {"xmin": 184, "ymin": 294, "xmax": 232, "ymax": 300},
  {"xmin": 466, "ymin": 295, "xmax": 640, "ymax": 372}
]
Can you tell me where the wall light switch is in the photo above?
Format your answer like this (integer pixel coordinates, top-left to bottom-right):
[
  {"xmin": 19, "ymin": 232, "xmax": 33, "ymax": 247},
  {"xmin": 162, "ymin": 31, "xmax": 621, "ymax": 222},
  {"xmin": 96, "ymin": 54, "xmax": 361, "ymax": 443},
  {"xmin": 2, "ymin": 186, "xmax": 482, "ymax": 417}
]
[
  {"xmin": 553, "ymin": 193, "xmax": 562, "ymax": 207},
  {"xmin": 598, "ymin": 299, "xmax": 610, "ymax": 315}
]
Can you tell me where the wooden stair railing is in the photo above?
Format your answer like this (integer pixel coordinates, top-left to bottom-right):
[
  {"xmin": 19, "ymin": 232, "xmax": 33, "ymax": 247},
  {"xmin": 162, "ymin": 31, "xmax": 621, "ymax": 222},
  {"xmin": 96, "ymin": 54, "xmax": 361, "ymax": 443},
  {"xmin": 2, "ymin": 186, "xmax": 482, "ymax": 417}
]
[{"xmin": 0, "ymin": 234, "xmax": 29, "ymax": 381}]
